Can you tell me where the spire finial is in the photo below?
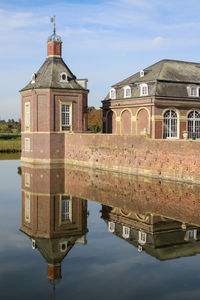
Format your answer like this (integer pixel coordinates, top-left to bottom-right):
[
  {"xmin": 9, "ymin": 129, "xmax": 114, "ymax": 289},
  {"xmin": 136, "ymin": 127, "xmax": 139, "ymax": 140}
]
[
  {"xmin": 48, "ymin": 16, "xmax": 62, "ymax": 43},
  {"xmin": 50, "ymin": 16, "xmax": 56, "ymax": 35}
]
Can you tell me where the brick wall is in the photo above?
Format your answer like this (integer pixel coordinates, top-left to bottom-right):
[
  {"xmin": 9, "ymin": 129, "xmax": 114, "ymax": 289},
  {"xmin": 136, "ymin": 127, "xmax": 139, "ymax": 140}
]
[{"xmin": 65, "ymin": 134, "xmax": 200, "ymax": 184}]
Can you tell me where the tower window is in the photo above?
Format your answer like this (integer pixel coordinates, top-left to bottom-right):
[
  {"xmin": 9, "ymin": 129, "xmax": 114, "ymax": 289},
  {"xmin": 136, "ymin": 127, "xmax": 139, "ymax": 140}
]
[
  {"xmin": 62, "ymin": 74, "xmax": 66, "ymax": 80},
  {"xmin": 60, "ymin": 72, "xmax": 68, "ymax": 82},
  {"xmin": 25, "ymin": 192, "xmax": 30, "ymax": 222},
  {"xmin": 25, "ymin": 138, "xmax": 30, "ymax": 152},
  {"xmin": 25, "ymin": 102, "xmax": 30, "ymax": 131},
  {"xmin": 25, "ymin": 173, "xmax": 30, "ymax": 187},
  {"xmin": 61, "ymin": 103, "xmax": 71, "ymax": 131},
  {"xmin": 61, "ymin": 195, "xmax": 72, "ymax": 223}
]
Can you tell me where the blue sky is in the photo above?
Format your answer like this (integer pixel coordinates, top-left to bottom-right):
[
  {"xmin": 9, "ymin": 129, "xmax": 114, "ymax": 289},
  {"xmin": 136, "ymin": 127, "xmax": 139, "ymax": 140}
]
[{"xmin": 1, "ymin": 0, "xmax": 200, "ymax": 120}]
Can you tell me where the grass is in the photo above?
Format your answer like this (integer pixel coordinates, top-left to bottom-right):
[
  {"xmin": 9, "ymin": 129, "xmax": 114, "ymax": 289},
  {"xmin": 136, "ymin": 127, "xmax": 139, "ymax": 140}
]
[{"xmin": 0, "ymin": 137, "xmax": 21, "ymax": 153}]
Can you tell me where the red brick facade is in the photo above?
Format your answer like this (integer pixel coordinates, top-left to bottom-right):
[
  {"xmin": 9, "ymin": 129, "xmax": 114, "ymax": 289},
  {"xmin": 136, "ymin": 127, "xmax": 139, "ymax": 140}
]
[
  {"xmin": 47, "ymin": 41, "xmax": 62, "ymax": 57},
  {"xmin": 102, "ymin": 97, "xmax": 200, "ymax": 139}
]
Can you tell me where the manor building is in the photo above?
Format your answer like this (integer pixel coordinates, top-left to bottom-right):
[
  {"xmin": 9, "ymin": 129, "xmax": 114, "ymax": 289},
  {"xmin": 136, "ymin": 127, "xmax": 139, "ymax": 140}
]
[
  {"xmin": 102, "ymin": 59, "xmax": 200, "ymax": 139},
  {"xmin": 20, "ymin": 26, "xmax": 88, "ymax": 163}
]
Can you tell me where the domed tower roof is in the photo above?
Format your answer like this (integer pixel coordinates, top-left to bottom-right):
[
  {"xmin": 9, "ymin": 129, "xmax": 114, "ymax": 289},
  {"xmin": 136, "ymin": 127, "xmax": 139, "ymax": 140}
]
[{"xmin": 20, "ymin": 16, "xmax": 87, "ymax": 92}]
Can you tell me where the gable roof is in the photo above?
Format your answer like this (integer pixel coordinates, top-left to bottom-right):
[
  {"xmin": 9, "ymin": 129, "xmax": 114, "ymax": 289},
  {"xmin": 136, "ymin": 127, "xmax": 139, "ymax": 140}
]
[{"xmin": 20, "ymin": 56, "xmax": 86, "ymax": 92}]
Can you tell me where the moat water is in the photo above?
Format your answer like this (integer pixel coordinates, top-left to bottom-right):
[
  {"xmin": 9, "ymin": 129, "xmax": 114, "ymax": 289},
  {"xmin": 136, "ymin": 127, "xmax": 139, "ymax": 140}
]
[{"xmin": 1, "ymin": 155, "xmax": 200, "ymax": 300}]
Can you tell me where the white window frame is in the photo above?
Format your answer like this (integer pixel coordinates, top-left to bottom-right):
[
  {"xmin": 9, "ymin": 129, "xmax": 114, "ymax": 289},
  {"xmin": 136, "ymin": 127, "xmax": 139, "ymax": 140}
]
[
  {"xmin": 25, "ymin": 192, "xmax": 30, "ymax": 222},
  {"xmin": 184, "ymin": 229, "xmax": 197, "ymax": 241},
  {"xmin": 138, "ymin": 231, "xmax": 147, "ymax": 245},
  {"xmin": 25, "ymin": 138, "xmax": 30, "ymax": 152},
  {"xmin": 187, "ymin": 110, "xmax": 200, "ymax": 139},
  {"xmin": 140, "ymin": 83, "xmax": 148, "ymax": 96},
  {"xmin": 122, "ymin": 226, "xmax": 130, "ymax": 239},
  {"xmin": 25, "ymin": 102, "xmax": 30, "ymax": 131},
  {"xmin": 108, "ymin": 221, "xmax": 115, "ymax": 233},
  {"xmin": 140, "ymin": 70, "xmax": 144, "ymax": 77},
  {"xmin": 60, "ymin": 102, "xmax": 72, "ymax": 131},
  {"xmin": 25, "ymin": 173, "xmax": 30, "ymax": 187},
  {"xmin": 109, "ymin": 88, "xmax": 116, "ymax": 99},
  {"xmin": 190, "ymin": 86, "xmax": 198, "ymax": 97},
  {"xmin": 124, "ymin": 86, "xmax": 131, "ymax": 98},
  {"xmin": 60, "ymin": 195, "xmax": 72, "ymax": 224},
  {"xmin": 60, "ymin": 72, "xmax": 68, "ymax": 83},
  {"xmin": 60, "ymin": 241, "xmax": 68, "ymax": 252},
  {"xmin": 31, "ymin": 73, "xmax": 36, "ymax": 84},
  {"xmin": 163, "ymin": 109, "xmax": 179, "ymax": 139}
]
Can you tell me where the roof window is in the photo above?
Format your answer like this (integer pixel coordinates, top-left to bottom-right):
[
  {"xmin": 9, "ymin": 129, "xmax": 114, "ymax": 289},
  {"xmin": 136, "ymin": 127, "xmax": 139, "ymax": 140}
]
[
  {"xmin": 140, "ymin": 83, "xmax": 148, "ymax": 96},
  {"xmin": 189, "ymin": 86, "xmax": 198, "ymax": 97},
  {"xmin": 124, "ymin": 86, "xmax": 131, "ymax": 98},
  {"xmin": 60, "ymin": 72, "xmax": 68, "ymax": 83},
  {"xmin": 140, "ymin": 70, "xmax": 145, "ymax": 77},
  {"xmin": 109, "ymin": 88, "xmax": 116, "ymax": 99},
  {"xmin": 31, "ymin": 73, "xmax": 36, "ymax": 84}
]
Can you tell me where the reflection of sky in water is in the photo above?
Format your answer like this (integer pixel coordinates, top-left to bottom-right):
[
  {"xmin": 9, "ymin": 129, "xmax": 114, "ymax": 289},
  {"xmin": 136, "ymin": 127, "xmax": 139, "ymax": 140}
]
[{"xmin": 1, "ymin": 160, "xmax": 200, "ymax": 299}]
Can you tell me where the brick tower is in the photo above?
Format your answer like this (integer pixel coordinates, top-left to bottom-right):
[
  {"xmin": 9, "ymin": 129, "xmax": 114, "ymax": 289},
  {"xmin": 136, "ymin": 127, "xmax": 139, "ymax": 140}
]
[{"xmin": 20, "ymin": 20, "xmax": 89, "ymax": 163}]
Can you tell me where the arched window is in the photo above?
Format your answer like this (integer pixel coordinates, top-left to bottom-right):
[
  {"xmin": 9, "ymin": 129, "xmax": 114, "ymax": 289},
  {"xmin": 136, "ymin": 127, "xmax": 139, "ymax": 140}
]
[
  {"xmin": 140, "ymin": 83, "xmax": 148, "ymax": 96},
  {"xmin": 163, "ymin": 110, "xmax": 178, "ymax": 139},
  {"xmin": 188, "ymin": 110, "xmax": 200, "ymax": 139},
  {"xmin": 124, "ymin": 86, "xmax": 131, "ymax": 98},
  {"xmin": 109, "ymin": 88, "xmax": 116, "ymax": 99}
]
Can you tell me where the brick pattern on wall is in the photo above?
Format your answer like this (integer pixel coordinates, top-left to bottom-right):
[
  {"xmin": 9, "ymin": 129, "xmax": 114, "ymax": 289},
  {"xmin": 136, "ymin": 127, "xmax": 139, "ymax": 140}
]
[{"xmin": 65, "ymin": 134, "xmax": 200, "ymax": 184}]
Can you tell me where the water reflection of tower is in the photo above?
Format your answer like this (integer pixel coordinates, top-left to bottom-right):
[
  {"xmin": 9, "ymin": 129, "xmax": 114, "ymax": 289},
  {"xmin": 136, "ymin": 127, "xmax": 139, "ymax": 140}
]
[
  {"xmin": 20, "ymin": 165, "xmax": 88, "ymax": 284},
  {"xmin": 102, "ymin": 205, "xmax": 200, "ymax": 260}
]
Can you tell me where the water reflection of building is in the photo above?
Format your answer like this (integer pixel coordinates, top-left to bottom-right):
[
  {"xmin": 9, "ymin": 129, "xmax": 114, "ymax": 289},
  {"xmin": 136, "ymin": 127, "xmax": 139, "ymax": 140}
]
[
  {"xmin": 102, "ymin": 205, "xmax": 200, "ymax": 260},
  {"xmin": 20, "ymin": 165, "xmax": 88, "ymax": 282},
  {"xmin": 20, "ymin": 163, "xmax": 200, "ymax": 266}
]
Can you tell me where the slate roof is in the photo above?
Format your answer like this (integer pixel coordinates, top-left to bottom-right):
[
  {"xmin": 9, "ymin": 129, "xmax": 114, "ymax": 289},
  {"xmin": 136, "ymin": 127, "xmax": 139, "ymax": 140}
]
[
  {"xmin": 34, "ymin": 236, "xmax": 78, "ymax": 265},
  {"xmin": 104, "ymin": 59, "xmax": 200, "ymax": 100},
  {"xmin": 20, "ymin": 56, "xmax": 86, "ymax": 92},
  {"xmin": 103, "ymin": 219, "xmax": 200, "ymax": 261}
]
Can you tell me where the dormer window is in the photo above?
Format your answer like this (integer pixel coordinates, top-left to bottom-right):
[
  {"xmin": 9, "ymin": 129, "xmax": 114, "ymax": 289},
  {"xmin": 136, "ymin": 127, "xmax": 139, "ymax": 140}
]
[
  {"xmin": 109, "ymin": 88, "xmax": 116, "ymax": 99},
  {"xmin": 184, "ymin": 229, "xmax": 197, "ymax": 241},
  {"xmin": 140, "ymin": 83, "xmax": 148, "ymax": 96},
  {"xmin": 124, "ymin": 86, "xmax": 131, "ymax": 98},
  {"xmin": 108, "ymin": 221, "xmax": 115, "ymax": 233},
  {"xmin": 190, "ymin": 86, "xmax": 198, "ymax": 97},
  {"xmin": 122, "ymin": 226, "xmax": 130, "ymax": 239},
  {"xmin": 138, "ymin": 231, "xmax": 147, "ymax": 245},
  {"xmin": 31, "ymin": 73, "xmax": 36, "ymax": 84},
  {"xmin": 60, "ymin": 72, "xmax": 68, "ymax": 82},
  {"xmin": 140, "ymin": 70, "xmax": 145, "ymax": 77}
]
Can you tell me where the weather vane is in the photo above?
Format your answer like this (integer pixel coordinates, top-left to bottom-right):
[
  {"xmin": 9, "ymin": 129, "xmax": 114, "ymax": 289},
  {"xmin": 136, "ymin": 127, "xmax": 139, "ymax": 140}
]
[{"xmin": 50, "ymin": 15, "xmax": 56, "ymax": 35}]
